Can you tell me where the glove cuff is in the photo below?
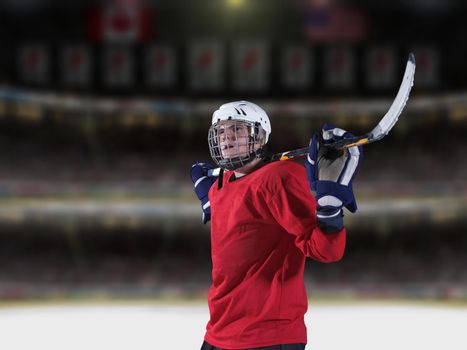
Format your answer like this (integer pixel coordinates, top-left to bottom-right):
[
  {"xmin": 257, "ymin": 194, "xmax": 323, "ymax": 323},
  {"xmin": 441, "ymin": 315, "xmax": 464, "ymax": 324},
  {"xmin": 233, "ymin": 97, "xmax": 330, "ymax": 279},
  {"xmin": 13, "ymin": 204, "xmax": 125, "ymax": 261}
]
[
  {"xmin": 317, "ymin": 207, "xmax": 344, "ymax": 233},
  {"xmin": 202, "ymin": 212, "xmax": 211, "ymax": 224},
  {"xmin": 316, "ymin": 180, "xmax": 358, "ymax": 213}
]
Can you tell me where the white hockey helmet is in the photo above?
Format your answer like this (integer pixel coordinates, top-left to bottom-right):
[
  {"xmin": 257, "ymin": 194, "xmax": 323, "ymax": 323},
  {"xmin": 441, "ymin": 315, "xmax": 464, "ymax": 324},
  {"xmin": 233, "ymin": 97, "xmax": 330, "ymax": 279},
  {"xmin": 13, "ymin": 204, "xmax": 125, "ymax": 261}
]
[
  {"xmin": 211, "ymin": 101, "xmax": 271, "ymax": 143},
  {"xmin": 208, "ymin": 101, "xmax": 272, "ymax": 171}
]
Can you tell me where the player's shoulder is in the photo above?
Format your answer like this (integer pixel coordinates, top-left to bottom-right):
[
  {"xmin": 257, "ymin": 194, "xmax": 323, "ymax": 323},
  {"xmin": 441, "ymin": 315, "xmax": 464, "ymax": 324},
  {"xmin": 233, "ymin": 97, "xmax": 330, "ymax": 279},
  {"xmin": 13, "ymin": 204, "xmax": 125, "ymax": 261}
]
[
  {"xmin": 257, "ymin": 160, "xmax": 306, "ymax": 182},
  {"xmin": 262, "ymin": 159, "xmax": 304, "ymax": 174},
  {"xmin": 252, "ymin": 160, "xmax": 307, "ymax": 196}
]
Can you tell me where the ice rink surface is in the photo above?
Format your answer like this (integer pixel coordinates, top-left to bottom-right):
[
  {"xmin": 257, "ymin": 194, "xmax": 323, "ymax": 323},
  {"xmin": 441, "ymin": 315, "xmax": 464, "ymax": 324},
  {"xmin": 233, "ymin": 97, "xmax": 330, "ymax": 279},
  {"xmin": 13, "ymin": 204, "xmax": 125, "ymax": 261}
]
[{"xmin": 0, "ymin": 302, "xmax": 466, "ymax": 350}]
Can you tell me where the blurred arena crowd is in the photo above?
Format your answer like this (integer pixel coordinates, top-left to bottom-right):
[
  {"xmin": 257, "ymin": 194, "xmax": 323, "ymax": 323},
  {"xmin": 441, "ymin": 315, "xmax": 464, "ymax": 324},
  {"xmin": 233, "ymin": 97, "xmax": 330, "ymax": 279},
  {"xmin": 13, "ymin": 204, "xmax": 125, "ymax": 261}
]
[{"xmin": 0, "ymin": 101, "xmax": 466, "ymax": 301}]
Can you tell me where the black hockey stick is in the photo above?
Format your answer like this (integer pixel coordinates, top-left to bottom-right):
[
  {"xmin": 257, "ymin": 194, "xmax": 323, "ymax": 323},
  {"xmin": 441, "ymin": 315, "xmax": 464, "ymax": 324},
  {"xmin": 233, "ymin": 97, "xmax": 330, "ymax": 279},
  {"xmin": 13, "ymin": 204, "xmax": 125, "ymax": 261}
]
[{"xmin": 208, "ymin": 53, "xmax": 416, "ymax": 177}]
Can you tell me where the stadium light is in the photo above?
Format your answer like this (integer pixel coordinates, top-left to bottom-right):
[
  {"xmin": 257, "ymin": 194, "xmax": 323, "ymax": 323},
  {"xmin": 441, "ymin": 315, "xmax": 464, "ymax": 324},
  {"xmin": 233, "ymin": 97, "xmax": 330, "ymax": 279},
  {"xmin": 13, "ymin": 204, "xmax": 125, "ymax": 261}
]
[{"xmin": 227, "ymin": 0, "xmax": 245, "ymax": 9}]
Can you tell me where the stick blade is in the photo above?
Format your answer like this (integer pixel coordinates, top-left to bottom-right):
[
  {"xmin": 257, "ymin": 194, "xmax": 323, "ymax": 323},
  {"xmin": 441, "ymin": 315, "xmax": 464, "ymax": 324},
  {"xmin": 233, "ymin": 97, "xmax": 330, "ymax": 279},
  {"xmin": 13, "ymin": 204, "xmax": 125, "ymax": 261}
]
[{"xmin": 368, "ymin": 53, "xmax": 416, "ymax": 142}]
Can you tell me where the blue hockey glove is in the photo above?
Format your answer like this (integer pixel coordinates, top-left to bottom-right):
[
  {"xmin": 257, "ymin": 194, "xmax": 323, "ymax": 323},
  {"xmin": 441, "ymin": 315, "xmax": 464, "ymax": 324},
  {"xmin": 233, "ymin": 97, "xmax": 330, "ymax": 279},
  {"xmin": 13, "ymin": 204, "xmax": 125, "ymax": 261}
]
[
  {"xmin": 305, "ymin": 124, "xmax": 363, "ymax": 233},
  {"xmin": 190, "ymin": 161, "xmax": 216, "ymax": 224}
]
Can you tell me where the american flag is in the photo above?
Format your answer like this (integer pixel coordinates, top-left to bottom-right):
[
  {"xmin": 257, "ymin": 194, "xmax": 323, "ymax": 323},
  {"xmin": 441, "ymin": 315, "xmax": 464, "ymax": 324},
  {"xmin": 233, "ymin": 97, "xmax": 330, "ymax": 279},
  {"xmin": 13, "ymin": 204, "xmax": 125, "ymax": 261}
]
[{"xmin": 305, "ymin": 5, "xmax": 367, "ymax": 43}]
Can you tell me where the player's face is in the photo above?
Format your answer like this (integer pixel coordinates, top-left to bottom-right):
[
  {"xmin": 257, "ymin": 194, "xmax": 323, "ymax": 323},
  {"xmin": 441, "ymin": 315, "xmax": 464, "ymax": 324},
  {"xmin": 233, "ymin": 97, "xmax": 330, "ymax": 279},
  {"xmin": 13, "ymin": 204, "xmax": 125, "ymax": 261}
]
[{"xmin": 218, "ymin": 121, "xmax": 251, "ymax": 159}]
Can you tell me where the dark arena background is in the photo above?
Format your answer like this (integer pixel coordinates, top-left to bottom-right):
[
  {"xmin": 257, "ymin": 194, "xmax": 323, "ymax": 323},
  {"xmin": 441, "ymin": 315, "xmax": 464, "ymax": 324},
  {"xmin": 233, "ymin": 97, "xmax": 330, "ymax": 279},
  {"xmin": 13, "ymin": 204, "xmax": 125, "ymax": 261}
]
[{"xmin": 0, "ymin": 0, "xmax": 466, "ymax": 349}]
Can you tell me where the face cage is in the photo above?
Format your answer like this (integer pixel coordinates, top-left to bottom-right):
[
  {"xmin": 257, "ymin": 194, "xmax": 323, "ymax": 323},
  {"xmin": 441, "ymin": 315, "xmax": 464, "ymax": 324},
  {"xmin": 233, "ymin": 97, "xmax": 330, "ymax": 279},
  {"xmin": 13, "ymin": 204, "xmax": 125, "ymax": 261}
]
[{"xmin": 208, "ymin": 120, "xmax": 266, "ymax": 171}]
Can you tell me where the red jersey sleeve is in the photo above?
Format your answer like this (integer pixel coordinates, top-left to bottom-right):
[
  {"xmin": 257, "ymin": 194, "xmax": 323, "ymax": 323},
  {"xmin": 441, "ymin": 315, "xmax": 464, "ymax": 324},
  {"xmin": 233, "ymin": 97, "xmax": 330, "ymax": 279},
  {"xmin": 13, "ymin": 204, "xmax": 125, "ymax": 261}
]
[{"xmin": 264, "ymin": 162, "xmax": 346, "ymax": 263}]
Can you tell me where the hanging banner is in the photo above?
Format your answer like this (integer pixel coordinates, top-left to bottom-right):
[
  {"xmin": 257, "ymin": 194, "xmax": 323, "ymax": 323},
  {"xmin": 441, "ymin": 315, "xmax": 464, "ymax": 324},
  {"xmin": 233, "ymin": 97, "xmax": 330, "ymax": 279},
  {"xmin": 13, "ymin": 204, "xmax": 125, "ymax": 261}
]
[
  {"xmin": 144, "ymin": 45, "xmax": 177, "ymax": 88},
  {"xmin": 18, "ymin": 44, "xmax": 49, "ymax": 84},
  {"xmin": 365, "ymin": 46, "xmax": 397, "ymax": 89},
  {"xmin": 61, "ymin": 45, "xmax": 92, "ymax": 86},
  {"xmin": 281, "ymin": 45, "xmax": 312, "ymax": 89},
  {"xmin": 323, "ymin": 46, "xmax": 355, "ymax": 88},
  {"xmin": 102, "ymin": 47, "xmax": 134, "ymax": 87},
  {"xmin": 232, "ymin": 41, "xmax": 269, "ymax": 92},
  {"xmin": 188, "ymin": 40, "xmax": 224, "ymax": 91},
  {"xmin": 412, "ymin": 46, "xmax": 439, "ymax": 88}
]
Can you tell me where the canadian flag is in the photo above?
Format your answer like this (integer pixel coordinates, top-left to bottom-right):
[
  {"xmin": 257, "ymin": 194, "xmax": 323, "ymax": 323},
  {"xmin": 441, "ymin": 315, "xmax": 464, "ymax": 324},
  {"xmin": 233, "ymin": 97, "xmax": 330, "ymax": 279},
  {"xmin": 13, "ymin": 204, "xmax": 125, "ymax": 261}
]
[{"xmin": 88, "ymin": 0, "xmax": 153, "ymax": 43}]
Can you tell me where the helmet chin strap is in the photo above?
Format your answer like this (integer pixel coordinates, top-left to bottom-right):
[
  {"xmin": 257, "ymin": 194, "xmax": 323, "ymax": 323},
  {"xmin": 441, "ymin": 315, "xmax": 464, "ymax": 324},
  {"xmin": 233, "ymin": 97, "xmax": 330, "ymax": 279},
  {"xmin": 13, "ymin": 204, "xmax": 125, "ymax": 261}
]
[
  {"xmin": 219, "ymin": 147, "xmax": 266, "ymax": 171},
  {"xmin": 217, "ymin": 168, "xmax": 224, "ymax": 190}
]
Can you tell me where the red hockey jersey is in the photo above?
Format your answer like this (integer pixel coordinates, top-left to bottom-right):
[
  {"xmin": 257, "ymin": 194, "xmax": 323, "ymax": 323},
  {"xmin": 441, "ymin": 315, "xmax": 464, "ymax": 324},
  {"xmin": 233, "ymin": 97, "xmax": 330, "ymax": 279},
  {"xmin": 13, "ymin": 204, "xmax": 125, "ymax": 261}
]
[{"xmin": 204, "ymin": 160, "xmax": 346, "ymax": 349}]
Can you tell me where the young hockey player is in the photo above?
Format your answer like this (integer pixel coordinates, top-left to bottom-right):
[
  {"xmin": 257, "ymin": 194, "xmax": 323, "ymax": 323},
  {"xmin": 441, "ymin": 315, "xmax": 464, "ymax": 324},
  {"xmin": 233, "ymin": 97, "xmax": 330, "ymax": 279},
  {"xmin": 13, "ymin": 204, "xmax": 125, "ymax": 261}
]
[{"xmin": 190, "ymin": 101, "xmax": 362, "ymax": 350}]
